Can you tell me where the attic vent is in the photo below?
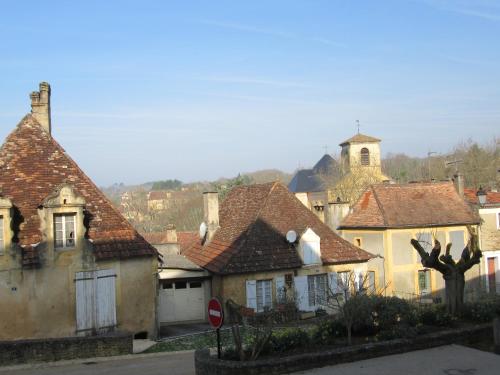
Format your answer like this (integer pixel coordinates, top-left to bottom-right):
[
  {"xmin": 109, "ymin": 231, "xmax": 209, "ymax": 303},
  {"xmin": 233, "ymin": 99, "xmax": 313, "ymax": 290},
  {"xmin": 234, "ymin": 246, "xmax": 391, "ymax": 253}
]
[{"xmin": 360, "ymin": 148, "xmax": 370, "ymax": 166}]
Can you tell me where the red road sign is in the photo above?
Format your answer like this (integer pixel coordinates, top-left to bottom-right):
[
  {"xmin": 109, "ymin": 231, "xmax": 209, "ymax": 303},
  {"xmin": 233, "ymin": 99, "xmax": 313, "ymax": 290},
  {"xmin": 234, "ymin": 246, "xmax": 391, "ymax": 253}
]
[{"xmin": 207, "ymin": 298, "xmax": 224, "ymax": 329}]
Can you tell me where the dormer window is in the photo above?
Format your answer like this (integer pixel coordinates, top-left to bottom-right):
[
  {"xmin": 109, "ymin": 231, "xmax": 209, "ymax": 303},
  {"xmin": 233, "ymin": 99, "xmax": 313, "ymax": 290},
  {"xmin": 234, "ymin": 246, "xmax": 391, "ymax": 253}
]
[
  {"xmin": 54, "ymin": 213, "xmax": 76, "ymax": 249},
  {"xmin": 299, "ymin": 228, "xmax": 321, "ymax": 265},
  {"xmin": 360, "ymin": 148, "xmax": 370, "ymax": 166}
]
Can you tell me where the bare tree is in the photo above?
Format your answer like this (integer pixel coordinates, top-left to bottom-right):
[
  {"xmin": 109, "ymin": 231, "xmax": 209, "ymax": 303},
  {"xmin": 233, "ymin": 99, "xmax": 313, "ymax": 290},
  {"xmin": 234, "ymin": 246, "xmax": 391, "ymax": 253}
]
[{"xmin": 410, "ymin": 227, "xmax": 482, "ymax": 315}]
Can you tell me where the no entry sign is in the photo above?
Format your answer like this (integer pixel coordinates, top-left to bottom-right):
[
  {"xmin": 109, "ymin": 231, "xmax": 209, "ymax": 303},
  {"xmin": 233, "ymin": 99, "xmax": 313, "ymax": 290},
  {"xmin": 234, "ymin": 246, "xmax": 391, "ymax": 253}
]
[{"xmin": 207, "ymin": 298, "xmax": 224, "ymax": 329}]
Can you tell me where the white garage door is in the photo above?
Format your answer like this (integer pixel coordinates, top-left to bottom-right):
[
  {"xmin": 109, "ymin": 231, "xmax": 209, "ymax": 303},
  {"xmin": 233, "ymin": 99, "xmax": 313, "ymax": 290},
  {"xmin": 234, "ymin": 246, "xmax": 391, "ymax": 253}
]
[{"xmin": 159, "ymin": 280, "xmax": 206, "ymax": 323}]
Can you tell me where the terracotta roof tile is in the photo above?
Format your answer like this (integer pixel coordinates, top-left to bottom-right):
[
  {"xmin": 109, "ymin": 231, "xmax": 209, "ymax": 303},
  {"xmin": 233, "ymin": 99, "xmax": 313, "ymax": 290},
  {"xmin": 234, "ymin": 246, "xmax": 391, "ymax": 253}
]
[
  {"xmin": 464, "ymin": 188, "xmax": 500, "ymax": 206},
  {"xmin": 340, "ymin": 182, "xmax": 480, "ymax": 229},
  {"xmin": 184, "ymin": 182, "xmax": 373, "ymax": 275},
  {"xmin": 0, "ymin": 114, "xmax": 156, "ymax": 265}
]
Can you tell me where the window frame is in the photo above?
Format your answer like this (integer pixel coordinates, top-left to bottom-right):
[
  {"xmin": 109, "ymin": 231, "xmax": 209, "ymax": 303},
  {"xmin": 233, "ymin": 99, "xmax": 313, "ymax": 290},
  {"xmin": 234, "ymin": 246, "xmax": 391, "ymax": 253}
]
[
  {"xmin": 54, "ymin": 213, "xmax": 77, "ymax": 249},
  {"xmin": 360, "ymin": 147, "xmax": 370, "ymax": 166},
  {"xmin": 307, "ymin": 273, "xmax": 328, "ymax": 308},
  {"xmin": 256, "ymin": 279, "xmax": 272, "ymax": 312}
]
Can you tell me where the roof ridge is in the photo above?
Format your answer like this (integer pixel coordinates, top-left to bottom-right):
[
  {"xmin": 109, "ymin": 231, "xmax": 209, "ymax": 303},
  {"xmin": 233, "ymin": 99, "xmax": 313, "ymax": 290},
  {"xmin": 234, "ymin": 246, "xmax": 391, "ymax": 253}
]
[{"xmin": 370, "ymin": 185, "xmax": 388, "ymax": 226}]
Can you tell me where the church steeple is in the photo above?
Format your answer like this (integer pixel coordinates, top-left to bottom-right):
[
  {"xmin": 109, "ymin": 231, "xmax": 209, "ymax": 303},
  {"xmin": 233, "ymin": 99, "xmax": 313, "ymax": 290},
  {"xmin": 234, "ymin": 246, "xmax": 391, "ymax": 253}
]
[{"xmin": 339, "ymin": 133, "xmax": 382, "ymax": 174}]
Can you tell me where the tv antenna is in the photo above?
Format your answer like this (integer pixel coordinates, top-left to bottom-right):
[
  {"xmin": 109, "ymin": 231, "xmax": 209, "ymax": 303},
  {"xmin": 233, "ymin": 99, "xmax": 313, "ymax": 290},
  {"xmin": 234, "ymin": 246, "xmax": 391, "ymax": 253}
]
[{"xmin": 445, "ymin": 159, "xmax": 463, "ymax": 173}]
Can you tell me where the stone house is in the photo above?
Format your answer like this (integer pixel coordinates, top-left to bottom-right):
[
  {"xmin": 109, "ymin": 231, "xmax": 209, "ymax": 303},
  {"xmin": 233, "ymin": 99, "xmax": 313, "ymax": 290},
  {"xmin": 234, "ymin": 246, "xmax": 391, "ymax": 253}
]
[
  {"xmin": 289, "ymin": 133, "xmax": 389, "ymax": 223},
  {"xmin": 0, "ymin": 83, "xmax": 158, "ymax": 340},
  {"xmin": 338, "ymin": 182, "xmax": 481, "ymax": 301},
  {"xmin": 183, "ymin": 182, "xmax": 374, "ymax": 316},
  {"xmin": 141, "ymin": 227, "xmax": 210, "ymax": 325},
  {"xmin": 464, "ymin": 188, "xmax": 500, "ymax": 294},
  {"xmin": 147, "ymin": 191, "xmax": 170, "ymax": 211}
]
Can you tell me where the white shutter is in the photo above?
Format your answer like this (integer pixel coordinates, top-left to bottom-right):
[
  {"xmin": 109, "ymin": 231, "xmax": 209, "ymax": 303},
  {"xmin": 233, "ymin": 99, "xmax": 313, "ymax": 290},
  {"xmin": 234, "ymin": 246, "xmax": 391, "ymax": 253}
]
[
  {"xmin": 275, "ymin": 276, "xmax": 285, "ymax": 304},
  {"xmin": 246, "ymin": 280, "xmax": 257, "ymax": 311},
  {"xmin": 294, "ymin": 276, "xmax": 311, "ymax": 311},
  {"xmin": 96, "ymin": 269, "xmax": 117, "ymax": 331},
  {"xmin": 328, "ymin": 272, "xmax": 338, "ymax": 295},
  {"xmin": 76, "ymin": 271, "xmax": 96, "ymax": 334}
]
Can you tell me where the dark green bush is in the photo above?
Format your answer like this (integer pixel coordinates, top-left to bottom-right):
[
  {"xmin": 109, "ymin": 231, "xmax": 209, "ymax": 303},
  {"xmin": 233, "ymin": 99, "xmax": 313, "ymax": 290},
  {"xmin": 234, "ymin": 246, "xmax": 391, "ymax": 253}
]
[
  {"xmin": 376, "ymin": 325, "xmax": 419, "ymax": 341},
  {"xmin": 311, "ymin": 319, "xmax": 346, "ymax": 345},
  {"xmin": 269, "ymin": 328, "xmax": 310, "ymax": 353},
  {"xmin": 460, "ymin": 297, "xmax": 500, "ymax": 323},
  {"xmin": 418, "ymin": 304, "xmax": 457, "ymax": 327}
]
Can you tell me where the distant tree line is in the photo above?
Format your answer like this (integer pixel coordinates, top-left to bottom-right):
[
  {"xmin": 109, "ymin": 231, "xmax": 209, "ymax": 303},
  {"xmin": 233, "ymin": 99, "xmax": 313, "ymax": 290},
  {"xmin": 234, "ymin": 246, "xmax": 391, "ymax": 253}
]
[{"xmin": 151, "ymin": 179, "xmax": 183, "ymax": 191}]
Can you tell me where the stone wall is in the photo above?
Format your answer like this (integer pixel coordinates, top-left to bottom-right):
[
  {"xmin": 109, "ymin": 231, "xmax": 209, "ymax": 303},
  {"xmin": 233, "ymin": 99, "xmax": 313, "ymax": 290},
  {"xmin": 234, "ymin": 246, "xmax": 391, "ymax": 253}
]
[
  {"xmin": 0, "ymin": 332, "xmax": 132, "ymax": 366},
  {"xmin": 195, "ymin": 324, "xmax": 492, "ymax": 375}
]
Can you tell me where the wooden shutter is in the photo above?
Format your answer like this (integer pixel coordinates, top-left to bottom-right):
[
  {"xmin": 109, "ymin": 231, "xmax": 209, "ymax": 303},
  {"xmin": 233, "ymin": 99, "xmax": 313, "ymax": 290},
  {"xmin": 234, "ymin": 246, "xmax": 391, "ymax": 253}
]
[
  {"xmin": 75, "ymin": 271, "xmax": 96, "ymax": 334},
  {"xmin": 246, "ymin": 280, "xmax": 257, "ymax": 311},
  {"xmin": 96, "ymin": 269, "xmax": 117, "ymax": 331},
  {"xmin": 294, "ymin": 276, "xmax": 310, "ymax": 311}
]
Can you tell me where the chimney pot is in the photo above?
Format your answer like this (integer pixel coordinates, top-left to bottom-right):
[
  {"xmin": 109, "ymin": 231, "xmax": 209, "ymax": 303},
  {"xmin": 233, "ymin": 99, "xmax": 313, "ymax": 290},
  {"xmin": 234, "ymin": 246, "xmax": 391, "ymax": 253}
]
[{"xmin": 30, "ymin": 82, "xmax": 51, "ymax": 135}]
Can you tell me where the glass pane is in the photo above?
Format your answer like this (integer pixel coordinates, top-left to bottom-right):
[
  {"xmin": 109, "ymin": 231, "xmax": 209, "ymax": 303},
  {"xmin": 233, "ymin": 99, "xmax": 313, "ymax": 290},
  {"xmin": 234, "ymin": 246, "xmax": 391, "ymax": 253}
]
[
  {"xmin": 264, "ymin": 280, "xmax": 272, "ymax": 308},
  {"xmin": 189, "ymin": 282, "xmax": 202, "ymax": 288},
  {"xmin": 256, "ymin": 281, "xmax": 263, "ymax": 311},
  {"xmin": 308, "ymin": 276, "xmax": 315, "ymax": 306},
  {"xmin": 175, "ymin": 281, "xmax": 187, "ymax": 289},
  {"xmin": 54, "ymin": 215, "xmax": 62, "ymax": 224},
  {"xmin": 65, "ymin": 215, "xmax": 75, "ymax": 247},
  {"xmin": 55, "ymin": 239, "xmax": 64, "ymax": 248}
]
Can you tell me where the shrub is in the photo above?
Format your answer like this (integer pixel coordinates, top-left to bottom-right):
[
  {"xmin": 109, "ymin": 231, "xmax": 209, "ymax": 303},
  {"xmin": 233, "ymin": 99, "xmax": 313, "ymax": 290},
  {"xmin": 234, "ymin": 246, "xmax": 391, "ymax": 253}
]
[
  {"xmin": 311, "ymin": 319, "xmax": 346, "ymax": 345},
  {"xmin": 461, "ymin": 297, "xmax": 500, "ymax": 323},
  {"xmin": 417, "ymin": 304, "xmax": 457, "ymax": 327},
  {"xmin": 268, "ymin": 328, "xmax": 310, "ymax": 353},
  {"xmin": 376, "ymin": 325, "xmax": 419, "ymax": 341}
]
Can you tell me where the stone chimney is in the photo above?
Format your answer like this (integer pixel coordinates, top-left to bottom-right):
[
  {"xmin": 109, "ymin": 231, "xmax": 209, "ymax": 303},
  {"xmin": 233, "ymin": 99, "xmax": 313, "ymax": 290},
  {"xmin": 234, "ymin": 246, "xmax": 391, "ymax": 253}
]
[
  {"xmin": 203, "ymin": 192, "xmax": 219, "ymax": 241},
  {"xmin": 325, "ymin": 198, "xmax": 350, "ymax": 233},
  {"xmin": 453, "ymin": 173, "xmax": 464, "ymax": 197},
  {"xmin": 165, "ymin": 224, "xmax": 177, "ymax": 243},
  {"xmin": 30, "ymin": 82, "xmax": 51, "ymax": 134}
]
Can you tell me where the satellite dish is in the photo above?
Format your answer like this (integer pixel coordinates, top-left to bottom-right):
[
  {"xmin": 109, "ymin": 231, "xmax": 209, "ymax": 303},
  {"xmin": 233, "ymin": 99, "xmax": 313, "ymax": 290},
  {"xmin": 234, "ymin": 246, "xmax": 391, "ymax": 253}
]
[
  {"xmin": 286, "ymin": 230, "xmax": 297, "ymax": 243},
  {"xmin": 199, "ymin": 222, "xmax": 208, "ymax": 239}
]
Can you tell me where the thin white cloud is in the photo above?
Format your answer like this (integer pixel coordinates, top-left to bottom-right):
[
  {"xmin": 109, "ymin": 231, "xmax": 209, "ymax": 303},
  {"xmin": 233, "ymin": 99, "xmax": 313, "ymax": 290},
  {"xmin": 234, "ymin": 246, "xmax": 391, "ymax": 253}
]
[
  {"xmin": 195, "ymin": 19, "xmax": 345, "ymax": 48},
  {"xmin": 421, "ymin": 0, "xmax": 500, "ymax": 22},
  {"xmin": 196, "ymin": 76, "xmax": 313, "ymax": 88}
]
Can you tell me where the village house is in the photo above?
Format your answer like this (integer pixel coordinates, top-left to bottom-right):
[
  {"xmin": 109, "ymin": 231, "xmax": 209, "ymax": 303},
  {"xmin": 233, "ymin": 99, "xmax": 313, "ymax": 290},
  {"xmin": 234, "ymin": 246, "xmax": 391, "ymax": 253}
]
[
  {"xmin": 147, "ymin": 191, "xmax": 170, "ymax": 211},
  {"xmin": 289, "ymin": 132, "xmax": 389, "ymax": 223},
  {"xmin": 0, "ymin": 83, "xmax": 158, "ymax": 340},
  {"xmin": 464, "ymin": 187, "xmax": 500, "ymax": 294},
  {"xmin": 338, "ymin": 181, "xmax": 481, "ymax": 301},
  {"xmin": 141, "ymin": 227, "xmax": 210, "ymax": 325},
  {"xmin": 183, "ymin": 182, "xmax": 374, "ymax": 317}
]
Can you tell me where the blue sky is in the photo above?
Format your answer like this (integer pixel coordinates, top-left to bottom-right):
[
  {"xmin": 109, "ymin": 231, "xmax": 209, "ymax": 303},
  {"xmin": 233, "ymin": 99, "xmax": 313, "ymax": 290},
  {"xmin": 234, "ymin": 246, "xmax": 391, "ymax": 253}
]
[{"xmin": 0, "ymin": 0, "xmax": 499, "ymax": 186}]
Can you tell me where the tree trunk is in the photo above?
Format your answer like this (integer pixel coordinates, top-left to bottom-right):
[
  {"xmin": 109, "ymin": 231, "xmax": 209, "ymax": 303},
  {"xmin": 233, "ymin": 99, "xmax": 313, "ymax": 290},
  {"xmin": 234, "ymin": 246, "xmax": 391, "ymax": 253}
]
[{"xmin": 444, "ymin": 270, "xmax": 465, "ymax": 315}]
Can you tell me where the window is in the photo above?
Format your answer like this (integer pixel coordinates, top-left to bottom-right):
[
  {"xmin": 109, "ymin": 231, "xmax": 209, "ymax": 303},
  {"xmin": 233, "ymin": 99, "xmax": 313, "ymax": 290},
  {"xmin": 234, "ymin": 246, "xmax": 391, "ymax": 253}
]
[
  {"xmin": 366, "ymin": 271, "xmax": 376, "ymax": 293},
  {"xmin": 189, "ymin": 281, "xmax": 202, "ymax": 288},
  {"xmin": 497, "ymin": 212, "xmax": 500, "ymax": 230},
  {"xmin": 0, "ymin": 216, "xmax": 4, "ymax": 254},
  {"xmin": 256, "ymin": 280, "xmax": 272, "ymax": 312},
  {"xmin": 360, "ymin": 148, "xmax": 370, "ymax": 166},
  {"xmin": 54, "ymin": 213, "xmax": 76, "ymax": 249},
  {"xmin": 175, "ymin": 281, "xmax": 187, "ymax": 289},
  {"xmin": 162, "ymin": 282, "xmax": 173, "ymax": 289},
  {"xmin": 308, "ymin": 274, "xmax": 328, "ymax": 307},
  {"xmin": 418, "ymin": 270, "xmax": 431, "ymax": 296},
  {"xmin": 337, "ymin": 271, "xmax": 351, "ymax": 299}
]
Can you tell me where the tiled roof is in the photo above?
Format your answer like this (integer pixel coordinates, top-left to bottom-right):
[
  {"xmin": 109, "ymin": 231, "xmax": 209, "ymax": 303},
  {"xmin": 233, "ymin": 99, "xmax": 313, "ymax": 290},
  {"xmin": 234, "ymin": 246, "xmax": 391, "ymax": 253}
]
[
  {"xmin": 177, "ymin": 231, "xmax": 198, "ymax": 253},
  {"xmin": 339, "ymin": 133, "xmax": 381, "ymax": 146},
  {"xmin": 340, "ymin": 182, "xmax": 480, "ymax": 229},
  {"xmin": 148, "ymin": 191, "xmax": 169, "ymax": 200},
  {"xmin": 464, "ymin": 188, "xmax": 500, "ymax": 207},
  {"xmin": 0, "ymin": 114, "xmax": 157, "ymax": 266},
  {"xmin": 184, "ymin": 182, "xmax": 373, "ymax": 275}
]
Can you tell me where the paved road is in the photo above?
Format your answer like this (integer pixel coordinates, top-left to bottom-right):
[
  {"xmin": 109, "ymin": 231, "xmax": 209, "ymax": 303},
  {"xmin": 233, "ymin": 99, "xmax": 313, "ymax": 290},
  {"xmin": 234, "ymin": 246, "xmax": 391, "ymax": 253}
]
[
  {"xmin": 1, "ymin": 351, "xmax": 195, "ymax": 375},
  {"xmin": 294, "ymin": 345, "xmax": 500, "ymax": 375}
]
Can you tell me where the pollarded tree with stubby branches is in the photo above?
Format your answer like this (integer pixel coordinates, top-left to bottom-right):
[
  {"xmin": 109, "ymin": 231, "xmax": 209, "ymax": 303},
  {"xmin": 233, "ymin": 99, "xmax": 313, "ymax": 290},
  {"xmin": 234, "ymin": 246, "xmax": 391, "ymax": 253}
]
[{"xmin": 410, "ymin": 228, "xmax": 482, "ymax": 315}]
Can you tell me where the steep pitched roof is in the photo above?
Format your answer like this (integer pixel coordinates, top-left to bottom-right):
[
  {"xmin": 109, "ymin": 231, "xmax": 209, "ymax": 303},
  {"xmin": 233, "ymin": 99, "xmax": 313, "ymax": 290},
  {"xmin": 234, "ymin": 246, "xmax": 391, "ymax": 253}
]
[
  {"xmin": 288, "ymin": 154, "xmax": 338, "ymax": 193},
  {"xmin": 0, "ymin": 114, "xmax": 156, "ymax": 266},
  {"xmin": 340, "ymin": 182, "xmax": 480, "ymax": 229},
  {"xmin": 464, "ymin": 188, "xmax": 500, "ymax": 207},
  {"xmin": 339, "ymin": 133, "xmax": 381, "ymax": 146},
  {"xmin": 184, "ymin": 182, "xmax": 373, "ymax": 275}
]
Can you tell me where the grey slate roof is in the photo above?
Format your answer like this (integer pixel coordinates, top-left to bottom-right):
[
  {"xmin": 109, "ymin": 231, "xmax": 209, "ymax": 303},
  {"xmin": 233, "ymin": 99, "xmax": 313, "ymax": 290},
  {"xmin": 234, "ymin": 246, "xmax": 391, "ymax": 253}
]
[{"xmin": 288, "ymin": 154, "xmax": 338, "ymax": 193}]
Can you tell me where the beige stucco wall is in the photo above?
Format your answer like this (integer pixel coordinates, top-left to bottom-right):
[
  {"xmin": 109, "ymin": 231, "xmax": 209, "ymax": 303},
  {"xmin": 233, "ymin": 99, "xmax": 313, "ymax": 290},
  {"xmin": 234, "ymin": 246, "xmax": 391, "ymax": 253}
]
[
  {"xmin": 478, "ymin": 208, "xmax": 500, "ymax": 251},
  {"xmin": 341, "ymin": 225, "xmax": 481, "ymax": 301},
  {"xmin": 0, "ymin": 194, "xmax": 157, "ymax": 340}
]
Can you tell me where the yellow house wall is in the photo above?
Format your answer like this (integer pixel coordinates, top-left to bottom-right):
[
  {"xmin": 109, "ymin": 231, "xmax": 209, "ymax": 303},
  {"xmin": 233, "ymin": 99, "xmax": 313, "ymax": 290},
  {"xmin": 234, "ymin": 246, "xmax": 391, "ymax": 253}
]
[{"xmin": 341, "ymin": 225, "xmax": 480, "ymax": 300}]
